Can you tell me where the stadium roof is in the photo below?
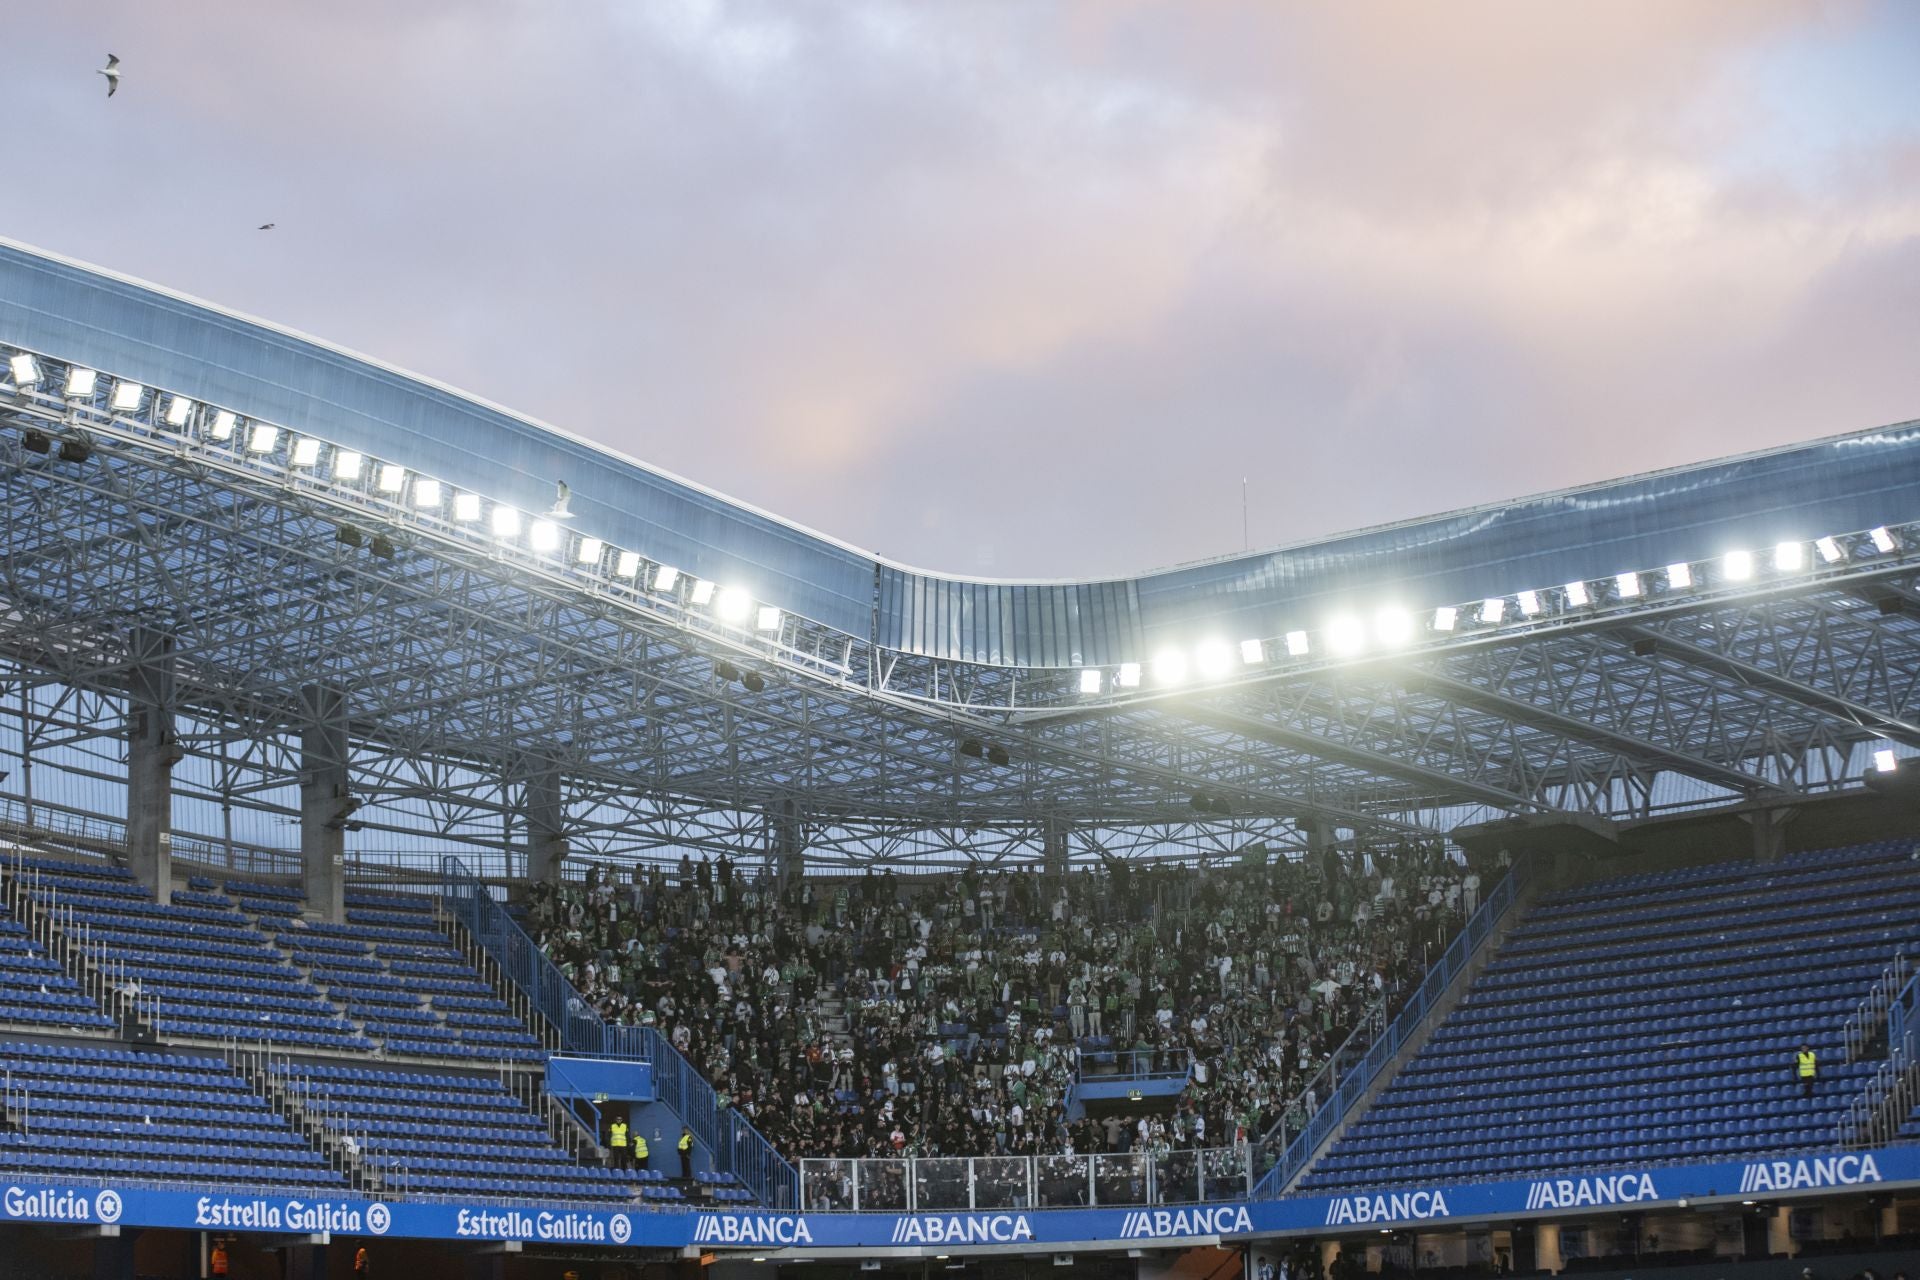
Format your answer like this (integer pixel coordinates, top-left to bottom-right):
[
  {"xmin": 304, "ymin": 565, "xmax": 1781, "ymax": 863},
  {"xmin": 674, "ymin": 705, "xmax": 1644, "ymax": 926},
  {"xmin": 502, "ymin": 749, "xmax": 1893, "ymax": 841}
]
[{"xmin": 2, "ymin": 238, "xmax": 1918, "ymax": 870}]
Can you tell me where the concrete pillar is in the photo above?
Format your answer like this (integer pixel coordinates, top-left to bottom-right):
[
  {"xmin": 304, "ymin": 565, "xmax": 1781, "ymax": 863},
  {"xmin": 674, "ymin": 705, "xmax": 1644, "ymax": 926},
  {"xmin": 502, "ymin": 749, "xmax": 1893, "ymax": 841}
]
[
  {"xmin": 125, "ymin": 628, "xmax": 176, "ymax": 906},
  {"xmin": 524, "ymin": 762, "xmax": 567, "ymax": 884},
  {"xmin": 1748, "ymin": 805, "xmax": 1795, "ymax": 864},
  {"xmin": 1043, "ymin": 814, "xmax": 1069, "ymax": 877},
  {"xmin": 299, "ymin": 684, "xmax": 349, "ymax": 923},
  {"xmin": 90, "ymin": 1229, "xmax": 139, "ymax": 1280},
  {"xmin": 774, "ymin": 798, "xmax": 804, "ymax": 885},
  {"xmin": 1305, "ymin": 818, "xmax": 1339, "ymax": 880}
]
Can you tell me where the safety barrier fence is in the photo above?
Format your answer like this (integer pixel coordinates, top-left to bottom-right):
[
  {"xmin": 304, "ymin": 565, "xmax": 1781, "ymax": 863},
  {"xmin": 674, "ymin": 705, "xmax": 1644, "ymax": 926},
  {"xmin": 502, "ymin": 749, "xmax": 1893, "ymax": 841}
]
[
  {"xmin": 799, "ymin": 1145, "xmax": 1250, "ymax": 1213},
  {"xmin": 439, "ymin": 856, "xmax": 798, "ymax": 1209}
]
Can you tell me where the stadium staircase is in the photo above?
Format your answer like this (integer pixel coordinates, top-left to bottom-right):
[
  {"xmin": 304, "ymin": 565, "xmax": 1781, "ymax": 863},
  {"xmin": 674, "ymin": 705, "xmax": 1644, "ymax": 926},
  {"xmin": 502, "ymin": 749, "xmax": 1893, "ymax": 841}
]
[{"xmin": 1293, "ymin": 840, "xmax": 1919, "ymax": 1193}]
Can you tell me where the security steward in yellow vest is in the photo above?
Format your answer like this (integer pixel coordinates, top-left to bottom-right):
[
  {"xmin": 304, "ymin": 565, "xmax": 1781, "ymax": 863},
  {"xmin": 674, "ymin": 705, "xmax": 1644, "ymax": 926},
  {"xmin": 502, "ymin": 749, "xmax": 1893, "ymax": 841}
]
[
  {"xmin": 633, "ymin": 1130, "xmax": 650, "ymax": 1172},
  {"xmin": 608, "ymin": 1117, "xmax": 631, "ymax": 1169},
  {"xmin": 678, "ymin": 1125, "xmax": 694, "ymax": 1180},
  {"xmin": 1797, "ymin": 1044, "xmax": 1818, "ymax": 1099}
]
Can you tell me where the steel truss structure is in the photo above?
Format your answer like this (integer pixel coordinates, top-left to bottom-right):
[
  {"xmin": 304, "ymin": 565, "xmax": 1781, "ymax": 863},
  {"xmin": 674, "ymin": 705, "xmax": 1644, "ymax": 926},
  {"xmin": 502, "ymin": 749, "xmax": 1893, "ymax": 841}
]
[{"xmin": 2, "ymin": 337, "xmax": 1919, "ymax": 875}]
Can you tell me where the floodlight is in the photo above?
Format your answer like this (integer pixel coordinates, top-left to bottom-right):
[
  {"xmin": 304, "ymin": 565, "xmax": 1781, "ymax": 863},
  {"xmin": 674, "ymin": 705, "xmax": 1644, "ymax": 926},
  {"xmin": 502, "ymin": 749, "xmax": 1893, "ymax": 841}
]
[
  {"xmin": 453, "ymin": 492, "xmax": 482, "ymax": 521},
  {"xmin": 1871, "ymin": 526, "xmax": 1897, "ymax": 554},
  {"xmin": 1478, "ymin": 598, "xmax": 1505, "ymax": 625},
  {"xmin": 1193, "ymin": 639, "xmax": 1233, "ymax": 680},
  {"xmin": 1564, "ymin": 580, "xmax": 1590, "ymax": 607},
  {"xmin": 1773, "ymin": 541, "xmax": 1804, "ymax": 572},
  {"xmin": 410, "ymin": 478, "xmax": 441, "ymax": 508},
  {"xmin": 1432, "ymin": 606, "xmax": 1457, "ymax": 632},
  {"xmin": 1723, "ymin": 549, "xmax": 1754, "ymax": 581},
  {"xmin": 8, "ymin": 354, "xmax": 40, "ymax": 386},
  {"xmin": 1328, "ymin": 615, "xmax": 1366, "ymax": 655},
  {"xmin": 1815, "ymin": 536, "xmax": 1843, "ymax": 564},
  {"xmin": 1515, "ymin": 591, "xmax": 1540, "ymax": 618},
  {"xmin": 1374, "ymin": 607, "xmax": 1413, "ymax": 645},
  {"xmin": 716, "ymin": 587, "xmax": 753, "ymax": 623},
  {"xmin": 289, "ymin": 438, "xmax": 322, "ymax": 467},
  {"xmin": 1666, "ymin": 562, "xmax": 1692, "ymax": 589},
  {"xmin": 164, "ymin": 396, "xmax": 193, "ymax": 427},
  {"xmin": 1151, "ymin": 648, "xmax": 1189, "ymax": 684},
  {"xmin": 1615, "ymin": 572, "xmax": 1640, "ymax": 599},
  {"xmin": 64, "ymin": 368, "xmax": 97, "ymax": 398},
  {"xmin": 1079, "ymin": 669, "xmax": 1102, "ymax": 695},
  {"xmin": 377, "ymin": 463, "xmax": 406, "ymax": 494},
  {"xmin": 757, "ymin": 605, "xmax": 782, "ymax": 632},
  {"xmin": 209, "ymin": 410, "xmax": 237, "ymax": 441},
  {"xmin": 1875, "ymin": 748, "xmax": 1899, "ymax": 774},
  {"xmin": 575, "ymin": 536, "xmax": 604, "ymax": 564},
  {"xmin": 333, "ymin": 448, "xmax": 363, "ymax": 479},
  {"xmin": 1240, "ymin": 639, "xmax": 1264, "ymax": 665},
  {"xmin": 110, "ymin": 380, "xmax": 142, "ymax": 411},
  {"xmin": 529, "ymin": 520, "xmax": 560, "ymax": 553},
  {"xmin": 1285, "ymin": 630, "xmax": 1310, "ymax": 657},
  {"xmin": 491, "ymin": 506, "xmax": 521, "ymax": 538},
  {"xmin": 614, "ymin": 550, "xmax": 641, "ymax": 578},
  {"xmin": 246, "ymin": 424, "xmax": 278, "ymax": 454},
  {"xmin": 690, "ymin": 579, "xmax": 715, "ymax": 605},
  {"xmin": 1117, "ymin": 662, "xmax": 1142, "ymax": 688},
  {"xmin": 653, "ymin": 565, "xmax": 681, "ymax": 591}
]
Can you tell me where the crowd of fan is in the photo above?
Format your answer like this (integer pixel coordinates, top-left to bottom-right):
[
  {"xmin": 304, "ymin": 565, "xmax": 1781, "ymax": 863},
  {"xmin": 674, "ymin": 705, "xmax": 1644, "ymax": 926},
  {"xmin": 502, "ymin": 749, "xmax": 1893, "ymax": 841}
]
[{"xmin": 527, "ymin": 847, "xmax": 1497, "ymax": 1169}]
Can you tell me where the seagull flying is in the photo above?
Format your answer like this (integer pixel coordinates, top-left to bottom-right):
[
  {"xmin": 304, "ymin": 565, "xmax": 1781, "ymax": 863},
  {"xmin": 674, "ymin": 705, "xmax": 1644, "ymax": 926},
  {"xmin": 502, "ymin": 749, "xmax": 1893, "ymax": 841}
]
[
  {"xmin": 548, "ymin": 480, "xmax": 575, "ymax": 519},
  {"xmin": 98, "ymin": 54, "xmax": 120, "ymax": 97},
  {"xmin": 258, "ymin": 223, "xmax": 276, "ymax": 231}
]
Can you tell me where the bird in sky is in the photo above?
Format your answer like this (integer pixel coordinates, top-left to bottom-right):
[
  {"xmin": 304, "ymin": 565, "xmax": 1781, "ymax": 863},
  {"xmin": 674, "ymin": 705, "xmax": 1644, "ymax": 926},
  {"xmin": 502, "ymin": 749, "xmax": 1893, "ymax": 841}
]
[
  {"xmin": 97, "ymin": 54, "xmax": 120, "ymax": 97},
  {"xmin": 258, "ymin": 223, "xmax": 276, "ymax": 231}
]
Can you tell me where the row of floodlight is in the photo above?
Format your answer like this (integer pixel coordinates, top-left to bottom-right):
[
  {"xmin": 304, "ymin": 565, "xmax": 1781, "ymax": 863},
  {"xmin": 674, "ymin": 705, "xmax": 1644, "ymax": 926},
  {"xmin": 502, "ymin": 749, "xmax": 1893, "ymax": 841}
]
[
  {"xmin": 6, "ymin": 354, "xmax": 789, "ymax": 639},
  {"xmin": 1075, "ymin": 527, "xmax": 1906, "ymax": 695}
]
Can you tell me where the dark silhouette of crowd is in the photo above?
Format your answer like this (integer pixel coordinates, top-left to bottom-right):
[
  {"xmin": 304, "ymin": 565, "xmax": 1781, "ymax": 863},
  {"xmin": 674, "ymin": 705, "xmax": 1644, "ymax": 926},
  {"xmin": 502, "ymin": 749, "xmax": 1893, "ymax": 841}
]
[{"xmin": 527, "ymin": 845, "xmax": 1496, "ymax": 1168}]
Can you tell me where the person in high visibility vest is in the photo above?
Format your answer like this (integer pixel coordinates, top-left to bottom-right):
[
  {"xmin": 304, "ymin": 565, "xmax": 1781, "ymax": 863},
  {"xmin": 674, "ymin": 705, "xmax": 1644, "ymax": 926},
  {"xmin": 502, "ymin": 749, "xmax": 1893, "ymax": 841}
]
[
  {"xmin": 677, "ymin": 1125, "xmax": 694, "ymax": 1180},
  {"xmin": 633, "ymin": 1130, "xmax": 650, "ymax": 1171},
  {"xmin": 210, "ymin": 1239, "xmax": 229, "ymax": 1277},
  {"xmin": 354, "ymin": 1244, "xmax": 371, "ymax": 1275},
  {"xmin": 608, "ymin": 1117, "xmax": 631, "ymax": 1169},
  {"xmin": 1797, "ymin": 1044, "xmax": 1818, "ymax": 1099}
]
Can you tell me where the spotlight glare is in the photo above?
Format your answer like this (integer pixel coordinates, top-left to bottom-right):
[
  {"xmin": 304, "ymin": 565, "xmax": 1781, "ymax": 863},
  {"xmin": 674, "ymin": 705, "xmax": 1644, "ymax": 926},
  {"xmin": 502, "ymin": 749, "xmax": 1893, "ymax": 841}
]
[
  {"xmin": 1564, "ymin": 580, "xmax": 1590, "ymax": 607},
  {"xmin": 1195, "ymin": 639, "xmax": 1235, "ymax": 680},
  {"xmin": 110, "ymin": 380, "xmax": 142, "ymax": 411},
  {"xmin": 1239, "ymin": 638, "xmax": 1264, "ymax": 665},
  {"xmin": 614, "ymin": 550, "xmax": 641, "ymax": 578},
  {"xmin": 1151, "ymin": 648, "xmax": 1189, "ymax": 684},
  {"xmin": 1374, "ymin": 607, "xmax": 1413, "ymax": 645},
  {"xmin": 412, "ymin": 478, "xmax": 442, "ymax": 507},
  {"xmin": 1871, "ymin": 526, "xmax": 1897, "ymax": 554},
  {"xmin": 529, "ymin": 519, "xmax": 560, "ymax": 553},
  {"xmin": 653, "ymin": 565, "xmax": 681, "ymax": 592},
  {"xmin": 1773, "ymin": 541, "xmax": 1804, "ymax": 572},
  {"xmin": 63, "ymin": 368, "xmax": 97, "ymax": 398},
  {"xmin": 290, "ymin": 437, "xmax": 322, "ymax": 467},
  {"xmin": 1116, "ymin": 662, "xmax": 1142, "ymax": 688},
  {"xmin": 1724, "ymin": 549, "xmax": 1754, "ymax": 581},
  {"xmin": 1285, "ymin": 630, "xmax": 1310, "ymax": 657},
  {"xmin": 1079, "ymin": 669, "xmax": 1102, "ymax": 695},
  {"xmin": 1328, "ymin": 615, "xmax": 1366, "ymax": 655},
  {"xmin": 1666, "ymin": 562, "xmax": 1692, "ymax": 589},
  {"xmin": 1478, "ymin": 598, "xmax": 1505, "ymax": 625},
  {"xmin": 1432, "ymin": 606, "xmax": 1457, "ymax": 632},
  {"xmin": 376, "ymin": 463, "xmax": 406, "ymax": 494},
  {"xmin": 690, "ymin": 579, "xmax": 715, "ymax": 605},
  {"xmin": 1515, "ymin": 590, "xmax": 1540, "ymax": 618},
  {"xmin": 8, "ymin": 354, "xmax": 40, "ymax": 386},
  {"xmin": 163, "ymin": 396, "xmax": 193, "ymax": 427},
  {"xmin": 490, "ymin": 506, "xmax": 521, "ymax": 538},
  {"xmin": 575, "ymin": 536, "xmax": 604, "ymax": 564},
  {"xmin": 1815, "ymin": 536, "xmax": 1843, "ymax": 564},
  {"xmin": 246, "ymin": 424, "xmax": 278, "ymax": 454},
  {"xmin": 1875, "ymin": 748, "xmax": 1899, "ymax": 774},
  {"xmin": 716, "ymin": 586, "xmax": 753, "ymax": 622},
  {"xmin": 757, "ymin": 605, "xmax": 782, "ymax": 632},
  {"xmin": 332, "ymin": 448, "xmax": 363, "ymax": 479},
  {"xmin": 1615, "ymin": 572, "xmax": 1641, "ymax": 599},
  {"xmin": 452, "ymin": 492, "xmax": 482, "ymax": 521}
]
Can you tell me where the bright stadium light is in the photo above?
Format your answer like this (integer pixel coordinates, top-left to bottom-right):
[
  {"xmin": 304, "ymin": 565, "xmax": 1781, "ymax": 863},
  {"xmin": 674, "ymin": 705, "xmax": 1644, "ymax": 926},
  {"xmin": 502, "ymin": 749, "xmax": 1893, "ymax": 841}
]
[
  {"xmin": 1773, "ymin": 541, "xmax": 1805, "ymax": 572},
  {"xmin": 1875, "ymin": 748, "xmax": 1899, "ymax": 774},
  {"xmin": 1195, "ymin": 639, "xmax": 1234, "ymax": 680},
  {"xmin": 491, "ymin": 506, "xmax": 521, "ymax": 538},
  {"xmin": 1515, "ymin": 591, "xmax": 1540, "ymax": 618},
  {"xmin": 332, "ymin": 448, "xmax": 362, "ymax": 479},
  {"xmin": 110, "ymin": 380, "xmax": 143, "ymax": 411},
  {"xmin": 1615, "ymin": 571, "xmax": 1641, "ymax": 599},
  {"xmin": 412, "ymin": 478, "xmax": 442, "ymax": 507},
  {"xmin": 653, "ymin": 565, "xmax": 681, "ymax": 592},
  {"xmin": 1563, "ymin": 580, "xmax": 1590, "ymax": 607},
  {"xmin": 8, "ymin": 354, "xmax": 40, "ymax": 386},
  {"xmin": 1374, "ymin": 607, "xmax": 1413, "ymax": 646},
  {"xmin": 1432, "ymin": 606, "xmax": 1457, "ymax": 632},
  {"xmin": 1240, "ymin": 638, "xmax": 1264, "ymax": 665},
  {"xmin": 1478, "ymin": 598, "xmax": 1505, "ymax": 625},
  {"xmin": 1815, "ymin": 536, "xmax": 1844, "ymax": 564},
  {"xmin": 690, "ymin": 578, "xmax": 716, "ymax": 605},
  {"xmin": 164, "ymin": 396, "xmax": 193, "ymax": 427},
  {"xmin": 1151, "ymin": 647, "xmax": 1189, "ymax": 684},
  {"xmin": 757, "ymin": 605, "xmax": 782, "ymax": 632},
  {"xmin": 1724, "ymin": 549, "xmax": 1754, "ymax": 581},
  {"xmin": 529, "ymin": 519, "xmax": 560, "ymax": 553},
  {"xmin": 1328, "ymin": 615, "xmax": 1366, "ymax": 655},
  {"xmin": 1285, "ymin": 630, "xmax": 1310, "ymax": 657},
  {"xmin": 1117, "ymin": 662, "xmax": 1142, "ymax": 688},
  {"xmin": 1871, "ymin": 526, "xmax": 1897, "ymax": 553},
  {"xmin": 208, "ymin": 410, "xmax": 237, "ymax": 441},
  {"xmin": 575, "ymin": 536, "xmax": 603, "ymax": 564},
  {"xmin": 64, "ymin": 368, "xmax": 97, "ymax": 398},
  {"xmin": 246, "ymin": 424, "xmax": 278, "ymax": 454},
  {"xmin": 1079, "ymin": 669, "xmax": 1102, "ymax": 695},
  {"xmin": 452, "ymin": 492, "xmax": 482, "ymax": 522},
  {"xmin": 716, "ymin": 586, "xmax": 753, "ymax": 623},
  {"xmin": 1666, "ymin": 562, "xmax": 1692, "ymax": 589},
  {"xmin": 377, "ymin": 463, "xmax": 406, "ymax": 494},
  {"xmin": 614, "ymin": 550, "xmax": 641, "ymax": 578}
]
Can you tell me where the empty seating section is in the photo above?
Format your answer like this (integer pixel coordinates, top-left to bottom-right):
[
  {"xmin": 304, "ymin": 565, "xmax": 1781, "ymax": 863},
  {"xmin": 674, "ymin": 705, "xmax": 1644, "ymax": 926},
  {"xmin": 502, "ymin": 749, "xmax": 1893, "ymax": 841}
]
[
  {"xmin": 0, "ymin": 900, "xmax": 112, "ymax": 1031},
  {"xmin": 1301, "ymin": 842, "xmax": 1916, "ymax": 1191},
  {"xmin": 16, "ymin": 859, "xmax": 370, "ymax": 1051},
  {"xmin": 0, "ymin": 1041, "xmax": 341, "ymax": 1188},
  {"xmin": 271, "ymin": 1062, "xmax": 630, "ymax": 1202}
]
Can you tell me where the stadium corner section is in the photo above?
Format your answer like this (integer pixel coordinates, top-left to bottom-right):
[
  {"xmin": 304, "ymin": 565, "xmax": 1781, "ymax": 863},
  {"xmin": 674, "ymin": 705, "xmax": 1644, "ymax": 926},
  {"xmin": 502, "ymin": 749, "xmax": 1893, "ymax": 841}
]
[{"xmin": 0, "ymin": 1145, "xmax": 1902, "ymax": 1255}]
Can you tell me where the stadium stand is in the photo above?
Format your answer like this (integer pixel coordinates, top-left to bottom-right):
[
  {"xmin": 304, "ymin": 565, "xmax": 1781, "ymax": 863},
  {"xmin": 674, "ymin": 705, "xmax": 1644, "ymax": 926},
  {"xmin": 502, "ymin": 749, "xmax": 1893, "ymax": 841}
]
[
  {"xmin": 0, "ymin": 897, "xmax": 115, "ymax": 1033},
  {"xmin": 1298, "ymin": 841, "xmax": 1914, "ymax": 1191}
]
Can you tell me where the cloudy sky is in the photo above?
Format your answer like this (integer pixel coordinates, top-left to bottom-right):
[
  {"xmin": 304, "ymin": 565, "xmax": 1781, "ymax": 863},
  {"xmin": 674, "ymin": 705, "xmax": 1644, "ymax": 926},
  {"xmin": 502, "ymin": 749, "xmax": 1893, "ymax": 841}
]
[{"xmin": 6, "ymin": 2, "xmax": 1917, "ymax": 578}]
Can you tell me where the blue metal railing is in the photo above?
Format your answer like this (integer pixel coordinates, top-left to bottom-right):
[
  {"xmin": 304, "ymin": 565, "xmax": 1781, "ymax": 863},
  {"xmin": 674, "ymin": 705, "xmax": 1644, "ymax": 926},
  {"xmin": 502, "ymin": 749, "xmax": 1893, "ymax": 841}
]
[
  {"xmin": 439, "ymin": 856, "xmax": 798, "ymax": 1209},
  {"xmin": 1252, "ymin": 859, "xmax": 1529, "ymax": 1197}
]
